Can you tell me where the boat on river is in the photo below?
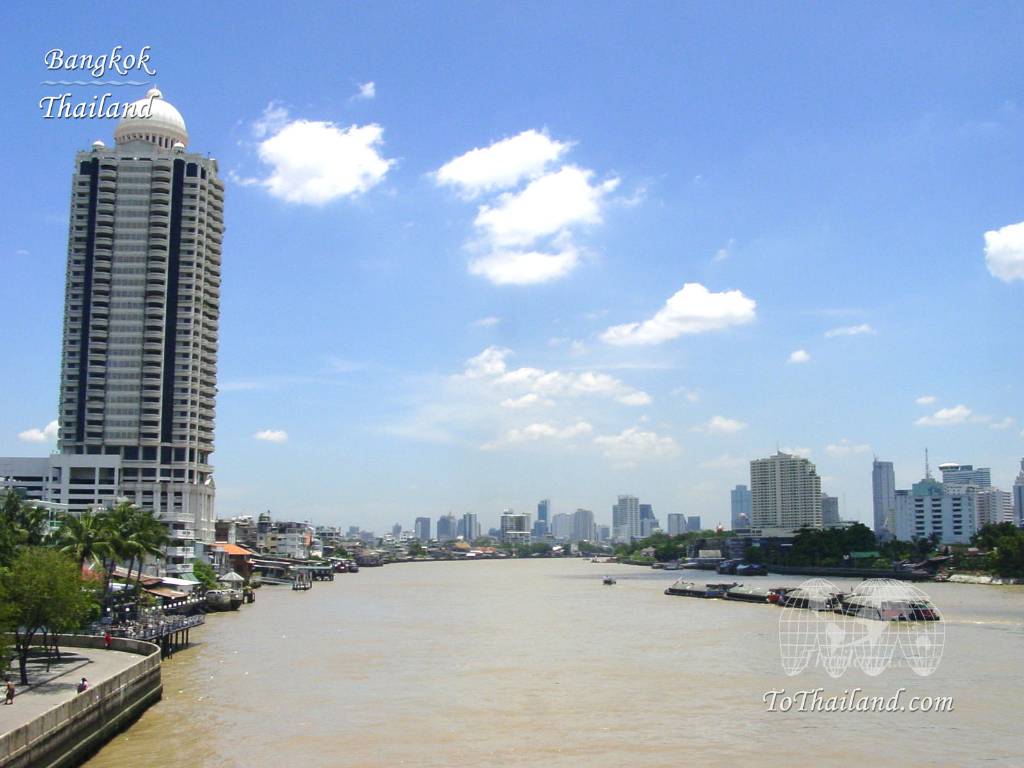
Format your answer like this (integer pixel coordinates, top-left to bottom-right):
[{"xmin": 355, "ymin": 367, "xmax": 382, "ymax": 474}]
[
  {"xmin": 603, "ymin": 576, "xmax": 616, "ymax": 585},
  {"xmin": 205, "ymin": 589, "xmax": 237, "ymax": 612},
  {"xmin": 664, "ymin": 580, "xmax": 738, "ymax": 598},
  {"xmin": 724, "ymin": 584, "xmax": 774, "ymax": 603},
  {"xmin": 837, "ymin": 593, "xmax": 940, "ymax": 621},
  {"xmin": 777, "ymin": 586, "xmax": 842, "ymax": 611}
]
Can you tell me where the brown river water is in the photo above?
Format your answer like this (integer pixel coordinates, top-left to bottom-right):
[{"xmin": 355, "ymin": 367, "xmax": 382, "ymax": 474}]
[{"xmin": 85, "ymin": 559, "xmax": 1024, "ymax": 767}]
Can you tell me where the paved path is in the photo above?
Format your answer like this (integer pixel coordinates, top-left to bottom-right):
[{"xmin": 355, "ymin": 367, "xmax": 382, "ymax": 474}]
[{"xmin": 0, "ymin": 648, "xmax": 141, "ymax": 736}]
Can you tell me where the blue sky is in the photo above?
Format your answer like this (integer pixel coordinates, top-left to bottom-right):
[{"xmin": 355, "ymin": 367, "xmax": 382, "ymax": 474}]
[{"xmin": 2, "ymin": 2, "xmax": 1022, "ymax": 532}]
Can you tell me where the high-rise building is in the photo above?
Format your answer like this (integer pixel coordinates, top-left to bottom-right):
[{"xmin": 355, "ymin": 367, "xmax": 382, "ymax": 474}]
[
  {"xmin": 572, "ymin": 508, "xmax": 596, "ymax": 542},
  {"xmin": 460, "ymin": 512, "xmax": 480, "ymax": 541},
  {"xmin": 893, "ymin": 477, "xmax": 977, "ymax": 545},
  {"xmin": 612, "ymin": 495, "xmax": 641, "ymax": 542},
  {"xmin": 872, "ymin": 459, "xmax": 896, "ymax": 537},
  {"xmin": 821, "ymin": 493, "xmax": 840, "ymax": 527},
  {"xmin": 976, "ymin": 489, "xmax": 1014, "ymax": 527},
  {"xmin": 55, "ymin": 89, "xmax": 223, "ymax": 575},
  {"xmin": 938, "ymin": 463, "xmax": 992, "ymax": 490},
  {"xmin": 436, "ymin": 513, "xmax": 456, "ymax": 542},
  {"xmin": 686, "ymin": 515, "xmax": 701, "ymax": 533},
  {"xmin": 414, "ymin": 517, "xmax": 431, "ymax": 541},
  {"xmin": 534, "ymin": 499, "xmax": 550, "ymax": 537},
  {"xmin": 666, "ymin": 513, "xmax": 686, "ymax": 536},
  {"xmin": 750, "ymin": 452, "xmax": 822, "ymax": 534},
  {"xmin": 551, "ymin": 513, "xmax": 573, "ymax": 540},
  {"xmin": 499, "ymin": 508, "xmax": 531, "ymax": 544},
  {"xmin": 730, "ymin": 484, "xmax": 752, "ymax": 531},
  {"xmin": 1014, "ymin": 459, "xmax": 1024, "ymax": 527}
]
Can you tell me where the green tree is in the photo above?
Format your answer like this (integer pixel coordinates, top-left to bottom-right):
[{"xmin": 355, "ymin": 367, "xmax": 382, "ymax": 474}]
[
  {"xmin": 0, "ymin": 548, "xmax": 98, "ymax": 685},
  {"xmin": 192, "ymin": 559, "xmax": 219, "ymax": 591},
  {"xmin": 0, "ymin": 490, "xmax": 20, "ymax": 567},
  {"xmin": 55, "ymin": 509, "xmax": 112, "ymax": 571}
]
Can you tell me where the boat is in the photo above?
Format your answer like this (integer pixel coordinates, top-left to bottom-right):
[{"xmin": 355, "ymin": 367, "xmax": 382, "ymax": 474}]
[
  {"xmin": 724, "ymin": 584, "xmax": 774, "ymax": 603},
  {"xmin": 716, "ymin": 559, "xmax": 742, "ymax": 574},
  {"xmin": 777, "ymin": 586, "xmax": 841, "ymax": 611},
  {"xmin": 603, "ymin": 576, "xmax": 617, "ymax": 585},
  {"xmin": 229, "ymin": 589, "xmax": 243, "ymax": 610},
  {"xmin": 736, "ymin": 563, "xmax": 767, "ymax": 576},
  {"xmin": 664, "ymin": 579, "xmax": 738, "ymax": 598},
  {"xmin": 837, "ymin": 593, "xmax": 940, "ymax": 621},
  {"xmin": 205, "ymin": 589, "xmax": 236, "ymax": 612}
]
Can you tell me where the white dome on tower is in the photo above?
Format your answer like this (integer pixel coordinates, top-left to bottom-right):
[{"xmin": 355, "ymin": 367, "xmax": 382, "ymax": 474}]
[{"xmin": 114, "ymin": 88, "xmax": 189, "ymax": 149}]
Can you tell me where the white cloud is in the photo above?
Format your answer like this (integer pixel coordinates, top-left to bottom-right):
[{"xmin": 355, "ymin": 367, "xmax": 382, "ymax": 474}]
[
  {"xmin": 254, "ymin": 429, "xmax": 289, "ymax": 443},
  {"xmin": 355, "ymin": 81, "xmax": 376, "ymax": 100},
  {"xmin": 435, "ymin": 130, "xmax": 570, "ymax": 197},
  {"xmin": 825, "ymin": 438, "xmax": 871, "ymax": 456},
  {"xmin": 696, "ymin": 416, "xmax": 747, "ymax": 434},
  {"xmin": 468, "ymin": 246, "xmax": 579, "ymax": 286},
  {"xmin": 700, "ymin": 454, "xmax": 746, "ymax": 470},
  {"xmin": 915, "ymin": 395, "xmax": 937, "ymax": 406},
  {"xmin": 461, "ymin": 346, "xmax": 650, "ymax": 406},
  {"xmin": 712, "ymin": 238, "xmax": 735, "ymax": 263},
  {"xmin": 782, "ymin": 446, "xmax": 812, "ymax": 458},
  {"xmin": 594, "ymin": 427, "xmax": 678, "ymax": 466},
  {"xmin": 671, "ymin": 387, "xmax": 701, "ymax": 403},
  {"xmin": 500, "ymin": 393, "xmax": 553, "ymax": 409},
  {"xmin": 472, "ymin": 316, "xmax": 501, "ymax": 328},
  {"xmin": 601, "ymin": 283, "xmax": 756, "ymax": 346},
  {"xmin": 983, "ymin": 221, "xmax": 1024, "ymax": 282},
  {"xmin": 253, "ymin": 105, "xmax": 393, "ymax": 204},
  {"xmin": 474, "ymin": 166, "xmax": 618, "ymax": 247},
  {"xmin": 989, "ymin": 416, "xmax": 1015, "ymax": 430},
  {"xmin": 915, "ymin": 404, "xmax": 972, "ymax": 427},
  {"xmin": 788, "ymin": 349, "xmax": 810, "ymax": 364},
  {"xmin": 824, "ymin": 323, "xmax": 874, "ymax": 338},
  {"xmin": 18, "ymin": 420, "xmax": 58, "ymax": 443},
  {"xmin": 508, "ymin": 421, "xmax": 592, "ymax": 443}
]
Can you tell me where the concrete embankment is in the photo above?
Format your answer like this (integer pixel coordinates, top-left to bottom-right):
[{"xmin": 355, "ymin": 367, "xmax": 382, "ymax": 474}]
[{"xmin": 0, "ymin": 636, "xmax": 161, "ymax": 768}]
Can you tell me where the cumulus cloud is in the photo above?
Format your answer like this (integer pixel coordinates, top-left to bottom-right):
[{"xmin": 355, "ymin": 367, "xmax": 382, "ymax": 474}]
[
  {"xmin": 251, "ymin": 104, "xmax": 394, "ymax": 204},
  {"xmin": 712, "ymin": 239, "xmax": 735, "ymax": 263},
  {"xmin": 468, "ymin": 246, "xmax": 579, "ymax": 286},
  {"xmin": 601, "ymin": 283, "xmax": 756, "ymax": 346},
  {"xmin": 254, "ymin": 429, "xmax": 289, "ymax": 443},
  {"xmin": 782, "ymin": 446, "xmax": 812, "ymax": 458},
  {"xmin": 696, "ymin": 416, "xmax": 747, "ymax": 434},
  {"xmin": 355, "ymin": 81, "xmax": 376, "ymax": 100},
  {"xmin": 502, "ymin": 421, "xmax": 592, "ymax": 445},
  {"xmin": 472, "ymin": 316, "xmax": 501, "ymax": 328},
  {"xmin": 914, "ymin": 405, "xmax": 972, "ymax": 427},
  {"xmin": 989, "ymin": 417, "xmax": 1015, "ymax": 430},
  {"xmin": 462, "ymin": 346, "xmax": 650, "ymax": 406},
  {"xmin": 788, "ymin": 349, "xmax": 810, "ymax": 364},
  {"xmin": 435, "ymin": 130, "xmax": 570, "ymax": 197},
  {"xmin": 824, "ymin": 323, "xmax": 874, "ymax": 338},
  {"xmin": 500, "ymin": 393, "xmax": 553, "ymax": 409},
  {"xmin": 18, "ymin": 420, "xmax": 58, "ymax": 443},
  {"xmin": 984, "ymin": 221, "xmax": 1024, "ymax": 282},
  {"xmin": 594, "ymin": 427, "xmax": 678, "ymax": 466},
  {"xmin": 826, "ymin": 438, "xmax": 871, "ymax": 456},
  {"xmin": 915, "ymin": 395, "xmax": 937, "ymax": 406}
]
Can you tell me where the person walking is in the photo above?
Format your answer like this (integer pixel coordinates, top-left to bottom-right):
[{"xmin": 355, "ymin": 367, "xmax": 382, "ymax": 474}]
[
  {"xmin": 103, "ymin": 631, "xmax": 112, "ymax": 650},
  {"xmin": 4, "ymin": 679, "xmax": 14, "ymax": 704}
]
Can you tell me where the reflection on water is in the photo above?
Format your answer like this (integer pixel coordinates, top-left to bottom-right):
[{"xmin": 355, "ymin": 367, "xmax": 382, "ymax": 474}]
[{"xmin": 86, "ymin": 560, "xmax": 1024, "ymax": 768}]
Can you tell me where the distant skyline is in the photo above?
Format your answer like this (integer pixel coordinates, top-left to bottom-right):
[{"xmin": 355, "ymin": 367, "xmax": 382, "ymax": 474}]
[{"xmin": 2, "ymin": 2, "xmax": 1022, "ymax": 531}]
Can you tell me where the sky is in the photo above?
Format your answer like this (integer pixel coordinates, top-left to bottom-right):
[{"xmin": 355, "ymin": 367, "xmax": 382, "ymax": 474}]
[{"xmin": 1, "ymin": 2, "xmax": 1022, "ymax": 533}]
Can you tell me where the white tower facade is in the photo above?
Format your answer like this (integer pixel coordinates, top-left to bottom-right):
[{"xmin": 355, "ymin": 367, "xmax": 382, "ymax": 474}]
[{"xmin": 750, "ymin": 452, "xmax": 822, "ymax": 535}]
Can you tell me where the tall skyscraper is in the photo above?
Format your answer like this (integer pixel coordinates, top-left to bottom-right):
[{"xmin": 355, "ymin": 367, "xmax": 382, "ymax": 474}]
[
  {"xmin": 976, "ymin": 489, "xmax": 1014, "ymax": 527},
  {"xmin": 572, "ymin": 508, "xmax": 596, "ymax": 542},
  {"xmin": 686, "ymin": 515, "xmax": 701, "ymax": 533},
  {"xmin": 666, "ymin": 513, "xmax": 686, "ymax": 536},
  {"xmin": 612, "ymin": 494, "xmax": 640, "ymax": 542},
  {"xmin": 1014, "ymin": 459, "xmax": 1024, "ymax": 527},
  {"xmin": 535, "ymin": 498, "xmax": 550, "ymax": 537},
  {"xmin": 750, "ymin": 452, "xmax": 822, "ymax": 534},
  {"xmin": 730, "ymin": 484, "xmax": 752, "ymax": 530},
  {"xmin": 872, "ymin": 459, "xmax": 896, "ymax": 537},
  {"xmin": 414, "ymin": 517, "xmax": 431, "ymax": 541},
  {"xmin": 57, "ymin": 89, "xmax": 222, "ymax": 575},
  {"xmin": 499, "ymin": 508, "xmax": 530, "ymax": 544},
  {"xmin": 436, "ymin": 513, "xmax": 456, "ymax": 542},
  {"xmin": 821, "ymin": 493, "xmax": 840, "ymax": 526},
  {"xmin": 460, "ymin": 512, "xmax": 480, "ymax": 541},
  {"xmin": 550, "ymin": 513, "xmax": 573, "ymax": 540}
]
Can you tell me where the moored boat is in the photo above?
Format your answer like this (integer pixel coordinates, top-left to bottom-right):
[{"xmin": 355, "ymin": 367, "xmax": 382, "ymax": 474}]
[
  {"xmin": 664, "ymin": 579, "xmax": 738, "ymax": 598},
  {"xmin": 603, "ymin": 576, "xmax": 616, "ymax": 585},
  {"xmin": 838, "ymin": 593, "xmax": 940, "ymax": 621},
  {"xmin": 777, "ymin": 586, "xmax": 841, "ymax": 611},
  {"xmin": 724, "ymin": 584, "xmax": 773, "ymax": 603},
  {"xmin": 205, "ymin": 589, "xmax": 234, "ymax": 612}
]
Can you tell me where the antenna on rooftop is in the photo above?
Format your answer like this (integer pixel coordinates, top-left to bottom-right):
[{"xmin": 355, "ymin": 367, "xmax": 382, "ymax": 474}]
[{"xmin": 925, "ymin": 448, "xmax": 932, "ymax": 480}]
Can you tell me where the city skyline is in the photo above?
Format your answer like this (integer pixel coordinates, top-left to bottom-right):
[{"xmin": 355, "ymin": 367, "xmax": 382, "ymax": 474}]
[{"xmin": 3, "ymin": 4, "xmax": 1023, "ymax": 531}]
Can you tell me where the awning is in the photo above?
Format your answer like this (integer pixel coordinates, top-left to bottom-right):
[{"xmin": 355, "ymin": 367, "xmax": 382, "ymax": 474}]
[{"xmin": 144, "ymin": 586, "xmax": 189, "ymax": 599}]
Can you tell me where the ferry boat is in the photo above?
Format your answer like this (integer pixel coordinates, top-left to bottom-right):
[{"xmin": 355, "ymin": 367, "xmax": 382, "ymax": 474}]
[
  {"xmin": 603, "ymin": 576, "xmax": 617, "ymax": 585},
  {"xmin": 664, "ymin": 579, "xmax": 738, "ymax": 598},
  {"xmin": 837, "ymin": 593, "xmax": 940, "ymax": 621}
]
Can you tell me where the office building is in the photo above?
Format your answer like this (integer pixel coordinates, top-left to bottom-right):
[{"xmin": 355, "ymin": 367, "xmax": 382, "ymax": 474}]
[
  {"xmin": 572, "ymin": 508, "xmax": 596, "ymax": 542},
  {"xmin": 666, "ymin": 513, "xmax": 686, "ymax": 536},
  {"xmin": 551, "ymin": 513, "xmax": 573, "ymax": 540},
  {"xmin": 821, "ymin": 494, "xmax": 840, "ymax": 526},
  {"xmin": 893, "ymin": 477, "xmax": 977, "ymax": 545},
  {"xmin": 872, "ymin": 459, "xmax": 896, "ymax": 537},
  {"xmin": 414, "ymin": 516, "xmax": 431, "ymax": 541},
  {"xmin": 750, "ymin": 452, "xmax": 822, "ymax": 535},
  {"xmin": 499, "ymin": 508, "xmax": 531, "ymax": 544},
  {"xmin": 977, "ymin": 489, "xmax": 1014, "ymax": 527},
  {"xmin": 686, "ymin": 515, "xmax": 701, "ymax": 533},
  {"xmin": 731, "ymin": 484, "xmax": 752, "ymax": 531},
  {"xmin": 459, "ymin": 512, "xmax": 480, "ymax": 541},
  {"xmin": 938, "ymin": 463, "xmax": 991, "ymax": 490},
  {"xmin": 437, "ymin": 513, "xmax": 456, "ymax": 542},
  {"xmin": 1014, "ymin": 459, "xmax": 1024, "ymax": 526},
  {"xmin": 612, "ymin": 494, "xmax": 641, "ymax": 542}
]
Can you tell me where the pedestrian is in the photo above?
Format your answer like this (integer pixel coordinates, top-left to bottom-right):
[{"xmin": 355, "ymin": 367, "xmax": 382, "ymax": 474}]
[
  {"xmin": 4, "ymin": 679, "xmax": 14, "ymax": 704},
  {"xmin": 103, "ymin": 631, "xmax": 112, "ymax": 650},
  {"xmin": 76, "ymin": 677, "xmax": 88, "ymax": 694}
]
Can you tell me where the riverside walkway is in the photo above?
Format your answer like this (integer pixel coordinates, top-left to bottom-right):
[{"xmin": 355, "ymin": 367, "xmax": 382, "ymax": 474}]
[{"xmin": 0, "ymin": 647, "xmax": 140, "ymax": 739}]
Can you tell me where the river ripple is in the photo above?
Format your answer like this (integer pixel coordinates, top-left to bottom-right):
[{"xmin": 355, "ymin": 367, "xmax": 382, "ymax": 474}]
[{"xmin": 85, "ymin": 559, "xmax": 1024, "ymax": 767}]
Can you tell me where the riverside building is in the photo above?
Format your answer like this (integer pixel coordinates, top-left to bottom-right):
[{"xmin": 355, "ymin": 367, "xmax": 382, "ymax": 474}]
[
  {"xmin": 749, "ymin": 452, "xmax": 822, "ymax": 536},
  {"xmin": 57, "ymin": 89, "xmax": 222, "ymax": 575},
  {"xmin": 871, "ymin": 459, "xmax": 896, "ymax": 538}
]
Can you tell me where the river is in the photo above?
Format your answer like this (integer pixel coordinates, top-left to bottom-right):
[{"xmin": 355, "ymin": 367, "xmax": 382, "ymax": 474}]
[{"xmin": 85, "ymin": 559, "xmax": 1024, "ymax": 767}]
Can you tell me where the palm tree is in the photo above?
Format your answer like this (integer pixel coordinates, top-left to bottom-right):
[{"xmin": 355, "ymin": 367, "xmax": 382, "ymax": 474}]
[
  {"xmin": 55, "ymin": 509, "xmax": 111, "ymax": 572},
  {"xmin": 127, "ymin": 511, "xmax": 170, "ymax": 602},
  {"xmin": 98, "ymin": 501, "xmax": 136, "ymax": 599}
]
